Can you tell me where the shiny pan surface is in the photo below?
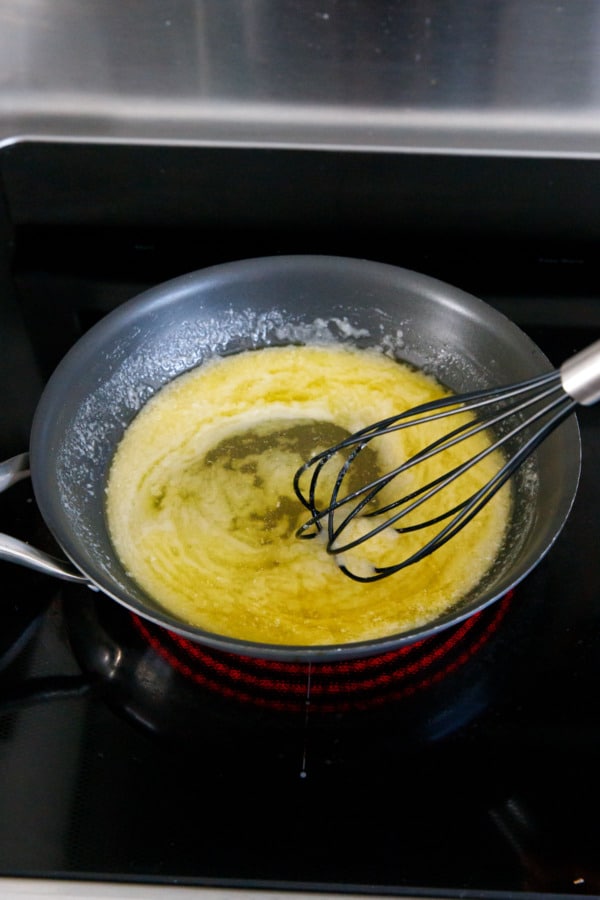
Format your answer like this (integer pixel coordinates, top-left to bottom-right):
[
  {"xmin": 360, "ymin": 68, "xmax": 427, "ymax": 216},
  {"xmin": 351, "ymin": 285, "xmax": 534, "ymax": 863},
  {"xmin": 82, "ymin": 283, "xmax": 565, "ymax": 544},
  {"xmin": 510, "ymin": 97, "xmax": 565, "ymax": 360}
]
[{"xmin": 27, "ymin": 256, "xmax": 580, "ymax": 660}]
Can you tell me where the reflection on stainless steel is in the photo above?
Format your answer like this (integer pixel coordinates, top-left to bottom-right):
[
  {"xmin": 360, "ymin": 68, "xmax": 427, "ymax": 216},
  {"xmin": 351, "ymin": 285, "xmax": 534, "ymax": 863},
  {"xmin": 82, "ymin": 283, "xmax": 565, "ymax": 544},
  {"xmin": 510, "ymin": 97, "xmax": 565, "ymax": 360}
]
[
  {"xmin": 0, "ymin": 452, "xmax": 30, "ymax": 493},
  {"xmin": 0, "ymin": 452, "xmax": 89, "ymax": 582},
  {"xmin": 1, "ymin": 0, "xmax": 600, "ymax": 155}
]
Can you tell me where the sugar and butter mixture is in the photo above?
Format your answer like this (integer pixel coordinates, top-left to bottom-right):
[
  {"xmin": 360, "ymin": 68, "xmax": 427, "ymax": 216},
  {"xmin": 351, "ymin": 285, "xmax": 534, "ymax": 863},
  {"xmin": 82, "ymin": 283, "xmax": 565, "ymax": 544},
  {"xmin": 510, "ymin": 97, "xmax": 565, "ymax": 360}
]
[{"xmin": 106, "ymin": 344, "xmax": 511, "ymax": 646}]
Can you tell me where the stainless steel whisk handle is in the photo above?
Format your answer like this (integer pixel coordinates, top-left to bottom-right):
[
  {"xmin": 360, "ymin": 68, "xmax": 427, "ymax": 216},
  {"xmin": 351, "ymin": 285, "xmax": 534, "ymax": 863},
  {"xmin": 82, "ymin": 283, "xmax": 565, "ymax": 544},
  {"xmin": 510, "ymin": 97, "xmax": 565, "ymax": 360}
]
[{"xmin": 560, "ymin": 339, "xmax": 600, "ymax": 406}]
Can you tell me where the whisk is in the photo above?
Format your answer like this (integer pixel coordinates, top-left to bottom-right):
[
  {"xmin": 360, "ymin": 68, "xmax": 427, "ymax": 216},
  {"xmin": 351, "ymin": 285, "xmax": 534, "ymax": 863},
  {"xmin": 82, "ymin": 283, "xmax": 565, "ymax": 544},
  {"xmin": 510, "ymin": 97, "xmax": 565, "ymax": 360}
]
[{"xmin": 293, "ymin": 340, "xmax": 600, "ymax": 583}]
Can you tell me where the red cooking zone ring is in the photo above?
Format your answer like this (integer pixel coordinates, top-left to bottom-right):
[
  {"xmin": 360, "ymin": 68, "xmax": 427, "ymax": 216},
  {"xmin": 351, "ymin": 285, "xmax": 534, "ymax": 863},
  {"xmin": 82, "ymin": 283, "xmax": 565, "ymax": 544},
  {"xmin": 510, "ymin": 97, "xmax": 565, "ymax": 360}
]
[{"xmin": 131, "ymin": 591, "xmax": 513, "ymax": 714}]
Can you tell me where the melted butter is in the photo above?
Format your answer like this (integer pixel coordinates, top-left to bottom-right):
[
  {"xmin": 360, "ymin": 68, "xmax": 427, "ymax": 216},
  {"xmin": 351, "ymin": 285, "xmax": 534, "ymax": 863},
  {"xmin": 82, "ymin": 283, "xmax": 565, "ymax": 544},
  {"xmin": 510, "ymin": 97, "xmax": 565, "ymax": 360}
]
[{"xmin": 106, "ymin": 344, "xmax": 511, "ymax": 646}]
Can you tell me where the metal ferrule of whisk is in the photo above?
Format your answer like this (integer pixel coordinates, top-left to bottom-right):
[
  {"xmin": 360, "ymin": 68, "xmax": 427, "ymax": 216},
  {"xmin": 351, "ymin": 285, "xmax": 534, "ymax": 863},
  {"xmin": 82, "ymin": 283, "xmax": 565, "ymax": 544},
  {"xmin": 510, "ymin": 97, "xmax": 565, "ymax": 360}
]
[
  {"xmin": 560, "ymin": 339, "xmax": 600, "ymax": 405},
  {"xmin": 294, "ymin": 340, "xmax": 600, "ymax": 583}
]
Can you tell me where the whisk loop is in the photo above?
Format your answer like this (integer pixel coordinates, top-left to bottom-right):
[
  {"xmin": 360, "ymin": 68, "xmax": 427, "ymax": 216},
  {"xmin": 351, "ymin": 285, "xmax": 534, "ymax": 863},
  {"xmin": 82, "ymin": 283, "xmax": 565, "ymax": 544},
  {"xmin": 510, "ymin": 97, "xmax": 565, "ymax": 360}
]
[{"xmin": 293, "ymin": 340, "xmax": 600, "ymax": 583}]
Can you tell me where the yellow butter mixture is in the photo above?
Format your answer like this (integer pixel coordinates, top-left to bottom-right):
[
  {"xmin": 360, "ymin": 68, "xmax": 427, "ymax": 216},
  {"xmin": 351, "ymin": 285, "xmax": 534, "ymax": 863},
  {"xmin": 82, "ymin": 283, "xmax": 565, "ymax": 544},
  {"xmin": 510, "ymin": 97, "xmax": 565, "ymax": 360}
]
[{"xmin": 106, "ymin": 344, "xmax": 511, "ymax": 646}]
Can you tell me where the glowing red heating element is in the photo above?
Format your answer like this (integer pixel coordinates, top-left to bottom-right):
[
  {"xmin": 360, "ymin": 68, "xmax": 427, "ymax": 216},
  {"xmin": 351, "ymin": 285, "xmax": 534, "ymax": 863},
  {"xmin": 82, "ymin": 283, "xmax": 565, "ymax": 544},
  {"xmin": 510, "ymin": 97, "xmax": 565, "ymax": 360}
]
[{"xmin": 132, "ymin": 592, "xmax": 513, "ymax": 714}]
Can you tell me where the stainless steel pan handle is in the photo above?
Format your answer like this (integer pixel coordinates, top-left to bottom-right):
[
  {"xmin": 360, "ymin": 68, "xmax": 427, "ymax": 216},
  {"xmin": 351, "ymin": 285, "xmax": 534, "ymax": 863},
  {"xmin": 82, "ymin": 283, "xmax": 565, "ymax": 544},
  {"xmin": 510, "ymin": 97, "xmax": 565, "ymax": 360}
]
[{"xmin": 0, "ymin": 453, "xmax": 89, "ymax": 584}]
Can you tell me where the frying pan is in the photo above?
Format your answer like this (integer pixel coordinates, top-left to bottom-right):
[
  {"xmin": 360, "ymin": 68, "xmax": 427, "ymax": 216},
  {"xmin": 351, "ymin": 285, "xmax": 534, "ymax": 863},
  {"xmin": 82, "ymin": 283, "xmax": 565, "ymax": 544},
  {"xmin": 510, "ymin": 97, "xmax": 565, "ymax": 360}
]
[{"xmin": 0, "ymin": 256, "xmax": 581, "ymax": 661}]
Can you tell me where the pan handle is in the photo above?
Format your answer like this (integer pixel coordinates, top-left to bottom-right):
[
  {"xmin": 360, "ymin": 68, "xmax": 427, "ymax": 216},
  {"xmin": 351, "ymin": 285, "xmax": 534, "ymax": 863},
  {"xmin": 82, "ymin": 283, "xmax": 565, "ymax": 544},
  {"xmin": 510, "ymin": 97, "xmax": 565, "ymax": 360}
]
[
  {"xmin": 0, "ymin": 453, "xmax": 90, "ymax": 584},
  {"xmin": 0, "ymin": 452, "xmax": 31, "ymax": 493}
]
